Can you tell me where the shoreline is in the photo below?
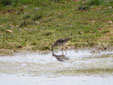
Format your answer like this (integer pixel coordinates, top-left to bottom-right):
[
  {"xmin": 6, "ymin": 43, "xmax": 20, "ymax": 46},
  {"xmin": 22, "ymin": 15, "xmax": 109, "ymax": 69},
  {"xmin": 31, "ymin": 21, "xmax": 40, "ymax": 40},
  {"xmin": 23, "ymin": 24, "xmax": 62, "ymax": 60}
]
[{"xmin": 0, "ymin": 45, "xmax": 113, "ymax": 56}]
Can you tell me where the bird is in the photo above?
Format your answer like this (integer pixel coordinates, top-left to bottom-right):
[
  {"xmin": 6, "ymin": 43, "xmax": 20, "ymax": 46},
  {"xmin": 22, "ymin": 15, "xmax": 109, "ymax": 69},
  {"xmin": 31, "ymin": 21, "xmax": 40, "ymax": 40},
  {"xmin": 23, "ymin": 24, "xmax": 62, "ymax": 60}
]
[{"xmin": 51, "ymin": 38, "xmax": 71, "ymax": 54}]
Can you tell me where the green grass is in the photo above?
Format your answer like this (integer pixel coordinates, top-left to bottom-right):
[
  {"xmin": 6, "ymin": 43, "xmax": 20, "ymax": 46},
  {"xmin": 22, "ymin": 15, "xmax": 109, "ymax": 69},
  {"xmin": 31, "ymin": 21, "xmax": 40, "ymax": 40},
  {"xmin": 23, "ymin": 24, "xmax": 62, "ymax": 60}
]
[{"xmin": 0, "ymin": 0, "xmax": 113, "ymax": 54}]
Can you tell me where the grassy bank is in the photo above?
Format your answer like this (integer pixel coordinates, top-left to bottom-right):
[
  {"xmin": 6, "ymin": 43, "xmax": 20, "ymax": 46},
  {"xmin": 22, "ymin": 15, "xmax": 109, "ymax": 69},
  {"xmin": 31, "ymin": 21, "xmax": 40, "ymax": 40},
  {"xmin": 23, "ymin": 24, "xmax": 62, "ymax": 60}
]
[{"xmin": 0, "ymin": 0, "xmax": 113, "ymax": 54}]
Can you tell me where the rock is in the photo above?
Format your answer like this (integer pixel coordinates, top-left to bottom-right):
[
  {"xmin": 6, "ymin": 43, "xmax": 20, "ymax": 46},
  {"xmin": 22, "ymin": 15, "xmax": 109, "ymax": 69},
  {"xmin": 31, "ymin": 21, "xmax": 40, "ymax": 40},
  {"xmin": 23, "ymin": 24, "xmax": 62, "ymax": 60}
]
[
  {"xmin": 6, "ymin": 29, "xmax": 13, "ymax": 33},
  {"xmin": 79, "ymin": 31, "xmax": 83, "ymax": 35},
  {"xmin": 108, "ymin": 6, "xmax": 112, "ymax": 9},
  {"xmin": 108, "ymin": 20, "xmax": 112, "ymax": 24}
]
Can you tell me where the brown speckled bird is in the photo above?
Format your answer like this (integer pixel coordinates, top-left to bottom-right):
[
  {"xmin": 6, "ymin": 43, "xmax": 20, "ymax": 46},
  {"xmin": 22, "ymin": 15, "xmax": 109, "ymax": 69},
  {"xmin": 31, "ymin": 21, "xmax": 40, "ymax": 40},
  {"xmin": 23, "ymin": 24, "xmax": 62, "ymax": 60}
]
[{"xmin": 52, "ymin": 38, "xmax": 71, "ymax": 52}]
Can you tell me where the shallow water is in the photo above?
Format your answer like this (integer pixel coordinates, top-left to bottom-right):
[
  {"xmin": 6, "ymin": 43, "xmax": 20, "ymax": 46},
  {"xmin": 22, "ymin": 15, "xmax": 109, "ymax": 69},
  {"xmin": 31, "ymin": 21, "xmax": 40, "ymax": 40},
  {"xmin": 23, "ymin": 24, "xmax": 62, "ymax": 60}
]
[
  {"xmin": 0, "ymin": 74, "xmax": 113, "ymax": 85},
  {"xmin": 0, "ymin": 49, "xmax": 113, "ymax": 85}
]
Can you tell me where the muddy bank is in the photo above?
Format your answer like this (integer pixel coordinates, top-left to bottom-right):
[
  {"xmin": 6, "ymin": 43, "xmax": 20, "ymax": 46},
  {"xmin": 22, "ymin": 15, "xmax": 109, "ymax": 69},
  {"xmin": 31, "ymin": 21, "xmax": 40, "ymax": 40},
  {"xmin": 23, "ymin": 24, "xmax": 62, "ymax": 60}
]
[{"xmin": 0, "ymin": 45, "xmax": 113, "ymax": 56}]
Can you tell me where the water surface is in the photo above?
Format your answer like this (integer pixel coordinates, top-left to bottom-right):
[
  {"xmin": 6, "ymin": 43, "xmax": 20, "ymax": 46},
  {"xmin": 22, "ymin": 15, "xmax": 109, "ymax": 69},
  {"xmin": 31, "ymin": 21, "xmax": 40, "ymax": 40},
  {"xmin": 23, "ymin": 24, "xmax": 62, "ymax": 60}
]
[{"xmin": 0, "ymin": 49, "xmax": 113, "ymax": 85}]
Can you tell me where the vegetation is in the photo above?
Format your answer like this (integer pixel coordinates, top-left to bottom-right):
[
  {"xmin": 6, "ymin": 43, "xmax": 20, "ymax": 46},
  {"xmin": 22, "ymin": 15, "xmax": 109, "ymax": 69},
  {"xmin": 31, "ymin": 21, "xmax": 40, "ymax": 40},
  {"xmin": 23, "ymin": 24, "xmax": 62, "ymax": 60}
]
[
  {"xmin": 55, "ymin": 68, "xmax": 113, "ymax": 75},
  {"xmin": 0, "ymin": 0, "xmax": 113, "ymax": 54}
]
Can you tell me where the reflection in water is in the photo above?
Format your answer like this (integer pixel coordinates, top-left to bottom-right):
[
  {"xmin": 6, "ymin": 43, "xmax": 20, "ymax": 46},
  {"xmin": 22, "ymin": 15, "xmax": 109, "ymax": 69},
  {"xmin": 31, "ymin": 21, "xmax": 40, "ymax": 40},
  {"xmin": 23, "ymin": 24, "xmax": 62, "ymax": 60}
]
[{"xmin": 52, "ymin": 52, "xmax": 69, "ymax": 61}]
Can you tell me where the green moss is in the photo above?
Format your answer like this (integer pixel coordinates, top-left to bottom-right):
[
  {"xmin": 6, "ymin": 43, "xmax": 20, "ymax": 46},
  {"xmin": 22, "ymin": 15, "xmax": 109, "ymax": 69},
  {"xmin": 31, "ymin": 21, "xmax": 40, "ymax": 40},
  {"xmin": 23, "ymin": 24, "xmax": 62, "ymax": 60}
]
[{"xmin": 55, "ymin": 68, "xmax": 113, "ymax": 75}]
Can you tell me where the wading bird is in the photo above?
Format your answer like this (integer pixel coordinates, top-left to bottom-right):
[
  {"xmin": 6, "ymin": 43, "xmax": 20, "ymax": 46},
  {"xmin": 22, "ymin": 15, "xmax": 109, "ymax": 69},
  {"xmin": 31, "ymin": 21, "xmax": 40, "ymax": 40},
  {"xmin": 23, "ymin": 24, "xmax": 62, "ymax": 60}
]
[{"xmin": 52, "ymin": 38, "xmax": 71, "ymax": 54}]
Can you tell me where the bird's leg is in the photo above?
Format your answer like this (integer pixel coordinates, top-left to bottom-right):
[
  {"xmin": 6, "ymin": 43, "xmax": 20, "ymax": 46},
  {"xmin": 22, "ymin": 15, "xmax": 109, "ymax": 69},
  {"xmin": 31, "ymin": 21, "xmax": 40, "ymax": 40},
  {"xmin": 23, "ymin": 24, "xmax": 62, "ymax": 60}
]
[
  {"xmin": 62, "ymin": 46, "xmax": 67, "ymax": 55},
  {"xmin": 61, "ymin": 45, "xmax": 64, "ymax": 55},
  {"xmin": 51, "ymin": 48, "xmax": 55, "ymax": 60},
  {"xmin": 64, "ymin": 47, "xmax": 67, "ymax": 55}
]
